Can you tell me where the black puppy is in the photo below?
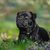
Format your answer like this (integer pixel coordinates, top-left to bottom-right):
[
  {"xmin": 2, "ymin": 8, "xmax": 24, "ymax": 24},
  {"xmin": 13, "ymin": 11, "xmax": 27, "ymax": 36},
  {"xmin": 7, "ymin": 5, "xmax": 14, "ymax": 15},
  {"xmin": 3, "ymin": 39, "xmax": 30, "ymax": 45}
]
[{"xmin": 16, "ymin": 11, "xmax": 49, "ymax": 42}]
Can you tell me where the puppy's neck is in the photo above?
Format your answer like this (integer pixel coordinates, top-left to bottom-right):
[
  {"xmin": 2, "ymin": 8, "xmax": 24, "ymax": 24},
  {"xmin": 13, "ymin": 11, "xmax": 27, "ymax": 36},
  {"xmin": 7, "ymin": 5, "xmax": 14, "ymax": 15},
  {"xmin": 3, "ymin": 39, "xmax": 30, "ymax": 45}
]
[{"xmin": 32, "ymin": 24, "xmax": 39, "ymax": 37}]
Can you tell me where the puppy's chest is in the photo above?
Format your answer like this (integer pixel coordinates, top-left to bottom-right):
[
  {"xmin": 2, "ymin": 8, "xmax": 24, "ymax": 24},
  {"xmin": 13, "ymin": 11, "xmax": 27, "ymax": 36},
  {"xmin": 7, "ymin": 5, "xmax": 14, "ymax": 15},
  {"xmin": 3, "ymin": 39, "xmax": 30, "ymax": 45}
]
[
  {"xmin": 26, "ymin": 27, "xmax": 33, "ymax": 34},
  {"xmin": 26, "ymin": 27, "xmax": 39, "ymax": 40}
]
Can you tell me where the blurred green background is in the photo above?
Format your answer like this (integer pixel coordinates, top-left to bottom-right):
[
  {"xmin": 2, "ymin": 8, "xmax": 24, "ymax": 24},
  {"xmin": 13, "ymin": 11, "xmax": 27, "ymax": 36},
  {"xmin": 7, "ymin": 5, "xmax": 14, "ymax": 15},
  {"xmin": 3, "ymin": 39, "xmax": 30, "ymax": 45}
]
[
  {"xmin": 0, "ymin": 0, "xmax": 50, "ymax": 34},
  {"xmin": 0, "ymin": 0, "xmax": 50, "ymax": 50}
]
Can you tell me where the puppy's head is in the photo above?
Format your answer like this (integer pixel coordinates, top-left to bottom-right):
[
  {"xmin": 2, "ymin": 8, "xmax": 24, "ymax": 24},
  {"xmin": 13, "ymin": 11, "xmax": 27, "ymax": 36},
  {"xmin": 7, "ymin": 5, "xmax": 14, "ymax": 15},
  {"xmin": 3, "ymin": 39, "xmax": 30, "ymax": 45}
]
[{"xmin": 16, "ymin": 11, "xmax": 36, "ymax": 28}]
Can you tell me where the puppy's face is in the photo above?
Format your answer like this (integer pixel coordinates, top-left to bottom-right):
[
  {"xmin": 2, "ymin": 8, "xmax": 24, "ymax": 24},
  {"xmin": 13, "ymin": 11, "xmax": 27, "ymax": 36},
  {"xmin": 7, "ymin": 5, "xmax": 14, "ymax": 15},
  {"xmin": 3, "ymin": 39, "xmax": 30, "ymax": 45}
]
[{"xmin": 16, "ymin": 11, "xmax": 36, "ymax": 28}]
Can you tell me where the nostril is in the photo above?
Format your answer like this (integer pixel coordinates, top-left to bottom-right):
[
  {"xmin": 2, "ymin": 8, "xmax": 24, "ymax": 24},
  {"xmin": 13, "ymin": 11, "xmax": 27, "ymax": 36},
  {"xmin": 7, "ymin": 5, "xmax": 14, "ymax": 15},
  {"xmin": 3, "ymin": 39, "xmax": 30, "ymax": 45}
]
[{"xmin": 28, "ymin": 22, "xmax": 32, "ymax": 26}]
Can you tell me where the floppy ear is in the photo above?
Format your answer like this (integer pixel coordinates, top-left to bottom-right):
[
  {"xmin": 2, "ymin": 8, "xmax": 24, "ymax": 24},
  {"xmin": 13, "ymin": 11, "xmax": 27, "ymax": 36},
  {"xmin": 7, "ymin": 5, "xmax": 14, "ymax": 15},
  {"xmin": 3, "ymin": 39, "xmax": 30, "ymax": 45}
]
[
  {"xmin": 30, "ymin": 12, "xmax": 37, "ymax": 20},
  {"xmin": 17, "ymin": 12, "xmax": 20, "ymax": 16}
]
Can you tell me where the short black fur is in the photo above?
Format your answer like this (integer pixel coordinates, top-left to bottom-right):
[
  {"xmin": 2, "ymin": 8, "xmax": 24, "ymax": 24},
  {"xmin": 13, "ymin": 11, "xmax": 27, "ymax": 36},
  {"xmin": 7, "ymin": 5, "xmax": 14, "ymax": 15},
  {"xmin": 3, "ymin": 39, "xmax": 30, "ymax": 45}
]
[{"xmin": 16, "ymin": 11, "xmax": 49, "ymax": 42}]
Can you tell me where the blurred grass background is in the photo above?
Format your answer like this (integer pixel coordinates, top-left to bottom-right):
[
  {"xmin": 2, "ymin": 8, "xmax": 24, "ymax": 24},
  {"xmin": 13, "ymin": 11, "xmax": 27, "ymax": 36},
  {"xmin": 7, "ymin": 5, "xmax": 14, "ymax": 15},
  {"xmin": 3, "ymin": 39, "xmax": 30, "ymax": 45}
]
[
  {"xmin": 0, "ymin": 0, "xmax": 50, "ymax": 50},
  {"xmin": 0, "ymin": 0, "xmax": 50, "ymax": 35}
]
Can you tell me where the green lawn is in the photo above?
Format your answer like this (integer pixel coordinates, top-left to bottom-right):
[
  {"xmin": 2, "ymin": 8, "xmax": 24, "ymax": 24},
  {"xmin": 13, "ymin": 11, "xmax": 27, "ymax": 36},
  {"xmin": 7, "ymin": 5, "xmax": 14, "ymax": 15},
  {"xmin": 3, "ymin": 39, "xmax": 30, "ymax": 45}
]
[
  {"xmin": 0, "ymin": 21, "xmax": 19, "ymax": 36},
  {"xmin": 0, "ymin": 21, "xmax": 50, "ymax": 50}
]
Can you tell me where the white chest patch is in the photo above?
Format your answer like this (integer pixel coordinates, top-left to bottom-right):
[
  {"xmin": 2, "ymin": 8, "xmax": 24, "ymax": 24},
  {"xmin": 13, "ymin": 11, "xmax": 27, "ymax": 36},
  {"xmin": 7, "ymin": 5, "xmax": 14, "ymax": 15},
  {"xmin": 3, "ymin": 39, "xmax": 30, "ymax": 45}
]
[{"xmin": 27, "ymin": 33, "xmax": 30, "ymax": 34}]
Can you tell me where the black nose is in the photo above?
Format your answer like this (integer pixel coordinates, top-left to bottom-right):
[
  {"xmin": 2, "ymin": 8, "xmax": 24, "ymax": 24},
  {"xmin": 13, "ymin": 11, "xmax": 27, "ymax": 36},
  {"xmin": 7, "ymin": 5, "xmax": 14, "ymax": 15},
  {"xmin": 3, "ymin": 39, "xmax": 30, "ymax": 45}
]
[{"xmin": 28, "ymin": 22, "xmax": 32, "ymax": 26}]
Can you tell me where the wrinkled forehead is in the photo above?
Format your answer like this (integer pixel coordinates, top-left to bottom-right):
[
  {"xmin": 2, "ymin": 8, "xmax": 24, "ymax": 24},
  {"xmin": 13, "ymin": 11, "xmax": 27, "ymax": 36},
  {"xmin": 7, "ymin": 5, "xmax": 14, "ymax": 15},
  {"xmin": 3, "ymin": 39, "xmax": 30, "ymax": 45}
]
[{"xmin": 19, "ymin": 11, "xmax": 31, "ymax": 18}]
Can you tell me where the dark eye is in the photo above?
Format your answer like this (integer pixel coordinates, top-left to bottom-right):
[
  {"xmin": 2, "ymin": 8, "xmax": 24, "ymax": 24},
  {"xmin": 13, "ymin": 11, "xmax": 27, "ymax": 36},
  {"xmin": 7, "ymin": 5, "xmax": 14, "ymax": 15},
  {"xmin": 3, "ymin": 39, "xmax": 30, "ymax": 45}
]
[
  {"xmin": 18, "ymin": 16, "xmax": 24, "ymax": 19},
  {"xmin": 18, "ymin": 18, "xmax": 22, "ymax": 20},
  {"xmin": 21, "ymin": 16, "xmax": 24, "ymax": 18}
]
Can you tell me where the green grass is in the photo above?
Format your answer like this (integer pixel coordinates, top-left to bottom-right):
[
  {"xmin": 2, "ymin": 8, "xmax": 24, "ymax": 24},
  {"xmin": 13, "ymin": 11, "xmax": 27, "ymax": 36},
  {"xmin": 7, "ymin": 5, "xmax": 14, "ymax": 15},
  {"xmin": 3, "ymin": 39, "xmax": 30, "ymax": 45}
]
[
  {"xmin": 0, "ymin": 21, "xmax": 19, "ymax": 36},
  {"xmin": 0, "ymin": 21, "xmax": 50, "ymax": 50},
  {"xmin": 36, "ymin": 19, "xmax": 50, "ymax": 31},
  {"xmin": 0, "ymin": 39, "xmax": 50, "ymax": 50}
]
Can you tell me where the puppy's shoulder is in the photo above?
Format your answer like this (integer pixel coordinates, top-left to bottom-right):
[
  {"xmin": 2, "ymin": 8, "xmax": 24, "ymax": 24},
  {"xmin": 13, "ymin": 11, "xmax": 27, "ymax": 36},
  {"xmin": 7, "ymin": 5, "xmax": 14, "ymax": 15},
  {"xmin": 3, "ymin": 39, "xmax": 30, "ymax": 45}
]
[
  {"xmin": 39, "ymin": 27, "xmax": 47, "ymax": 33},
  {"xmin": 38, "ymin": 27, "xmax": 49, "ymax": 41}
]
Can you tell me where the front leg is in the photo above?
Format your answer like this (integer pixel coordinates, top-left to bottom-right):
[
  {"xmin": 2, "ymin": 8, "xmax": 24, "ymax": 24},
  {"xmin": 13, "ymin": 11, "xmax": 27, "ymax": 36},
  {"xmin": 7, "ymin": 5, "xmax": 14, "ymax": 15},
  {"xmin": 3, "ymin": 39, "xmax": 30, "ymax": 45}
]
[{"xmin": 18, "ymin": 33, "xmax": 27, "ymax": 43}]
